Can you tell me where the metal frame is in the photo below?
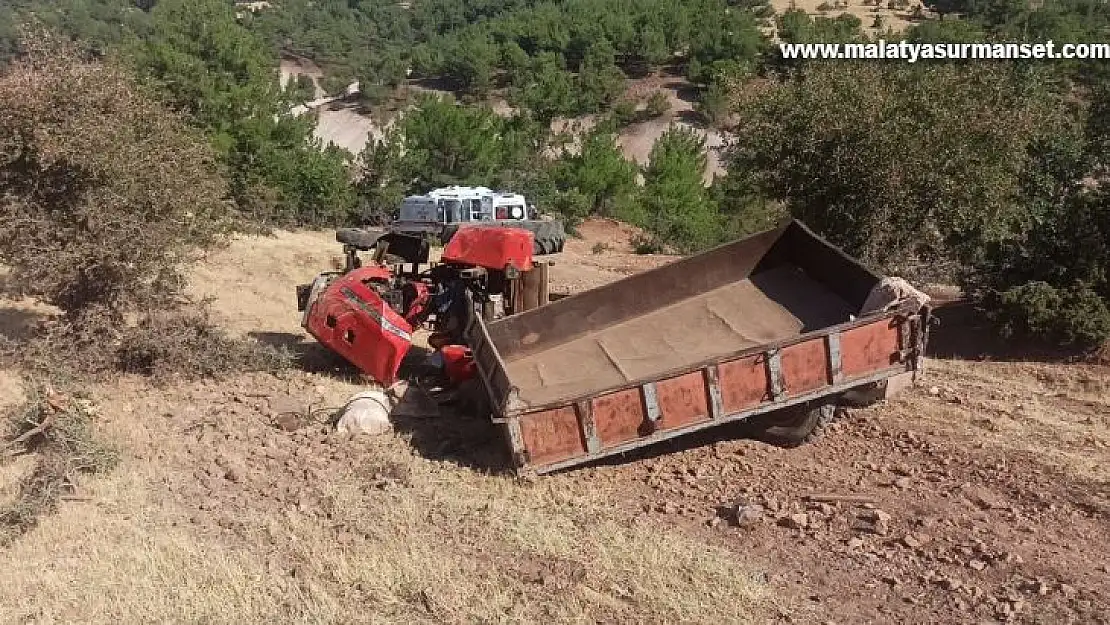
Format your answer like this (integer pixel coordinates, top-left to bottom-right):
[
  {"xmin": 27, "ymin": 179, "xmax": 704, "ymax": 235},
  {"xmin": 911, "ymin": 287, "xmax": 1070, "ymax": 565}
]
[
  {"xmin": 488, "ymin": 307, "xmax": 911, "ymax": 421},
  {"xmin": 514, "ymin": 365, "xmax": 908, "ymax": 475},
  {"xmin": 704, "ymin": 364, "xmax": 723, "ymax": 420},
  {"xmin": 575, "ymin": 400, "xmax": 602, "ymax": 454},
  {"xmin": 826, "ymin": 332, "xmax": 843, "ymax": 384}
]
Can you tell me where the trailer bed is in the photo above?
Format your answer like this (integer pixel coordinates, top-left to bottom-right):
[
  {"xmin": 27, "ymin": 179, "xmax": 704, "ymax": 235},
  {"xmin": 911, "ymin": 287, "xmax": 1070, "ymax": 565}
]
[
  {"xmin": 506, "ymin": 265, "xmax": 855, "ymax": 407},
  {"xmin": 467, "ymin": 220, "xmax": 931, "ymax": 474}
]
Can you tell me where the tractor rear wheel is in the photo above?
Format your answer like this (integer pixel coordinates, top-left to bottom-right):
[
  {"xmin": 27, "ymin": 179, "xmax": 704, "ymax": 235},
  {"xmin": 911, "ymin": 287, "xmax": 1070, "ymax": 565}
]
[{"xmin": 746, "ymin": 399, "xmax": 840, "ymax": 447}]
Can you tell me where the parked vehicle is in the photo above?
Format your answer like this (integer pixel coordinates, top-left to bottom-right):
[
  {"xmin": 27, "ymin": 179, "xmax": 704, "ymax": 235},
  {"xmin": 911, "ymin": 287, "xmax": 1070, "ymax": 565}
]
[
  {"xmin": 388, "ymin": 186, "xmax": 566, "ymax": 255},
  {"xmin": 466, "ymin": 220, "xmax": 933, "ymax": 474}
]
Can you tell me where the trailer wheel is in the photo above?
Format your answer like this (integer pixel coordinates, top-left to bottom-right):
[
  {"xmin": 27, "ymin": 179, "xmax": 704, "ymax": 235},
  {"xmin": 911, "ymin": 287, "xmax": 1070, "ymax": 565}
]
[{"xmin": 749, "ymin": 399, "xmax": 840, "ymax": 447}]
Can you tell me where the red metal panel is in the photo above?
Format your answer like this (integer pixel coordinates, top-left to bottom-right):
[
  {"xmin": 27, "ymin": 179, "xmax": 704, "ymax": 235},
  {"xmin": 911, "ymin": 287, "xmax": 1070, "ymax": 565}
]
[
  {"xmin": 780, "ymin": 339, "xmax": 829, "ymax": 397},
  {"xmin": 840, "ymin": 318, "xmax": 901, "ymax": 378},
  {"xmin": 592, "ymin": 388, "xmax": 645, "ymax": 446},
  {"xmin": 519, "ymin": 407, "xmax": 583, "ymax": 466},
  {"xmin": 441, "ymin": 226, "xmax": 534, "ymax": 271},
  {"xmin": 303, "ymin": 267, "xmax": 413, "ymax": 385},
  {"xmin": 656, "ymin": 372, "xmax": 710, "ymax": 428},
  {"xmin": 718, "ymin": 355, "xmax": 768, "ymax": 413}
]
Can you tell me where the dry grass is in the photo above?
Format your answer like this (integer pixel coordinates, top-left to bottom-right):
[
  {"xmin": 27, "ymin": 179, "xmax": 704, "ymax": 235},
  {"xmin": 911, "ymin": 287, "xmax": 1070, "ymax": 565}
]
[
  {"xmin": 187, "ymin": 229, "xmax": 341, "ymax": 338},
  {"xmin": 0, "ymin": 230, "xmax": 770, "ymax": 622},
  {"xmin": 0, "ymin": 380, "xmax": 118, "ymax": 545},
  {"xmin": 3, "ymin": 229, "xmax": 1109, "ymax": 624},
  {"xmin": 0, "ymin": 373, "xmax": 768, "ymax": 624},
  {"xmin": 892, "ymin": 358, "xmax": 1110, "ymax": 482}
]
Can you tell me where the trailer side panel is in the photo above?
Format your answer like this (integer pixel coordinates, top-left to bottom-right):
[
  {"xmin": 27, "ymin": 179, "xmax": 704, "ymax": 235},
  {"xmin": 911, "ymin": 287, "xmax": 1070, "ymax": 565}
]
[{"xmin": 499, "ymin": 310, "xmax": 924, "ymax": 474}]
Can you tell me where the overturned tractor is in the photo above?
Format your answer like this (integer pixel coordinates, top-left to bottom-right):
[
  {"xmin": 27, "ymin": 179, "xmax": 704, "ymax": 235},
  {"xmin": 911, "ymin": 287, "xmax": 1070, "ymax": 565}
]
[{"xmin": 296, "ymin": 225, "xmax": 549, "ymax": 385}]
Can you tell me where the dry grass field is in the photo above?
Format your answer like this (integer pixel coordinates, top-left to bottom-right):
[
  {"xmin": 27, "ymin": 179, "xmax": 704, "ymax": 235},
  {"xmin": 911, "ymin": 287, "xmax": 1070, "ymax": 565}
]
[{"xmin": 1, "ymin": 221, "xmax": 1106, "ymax": 624}]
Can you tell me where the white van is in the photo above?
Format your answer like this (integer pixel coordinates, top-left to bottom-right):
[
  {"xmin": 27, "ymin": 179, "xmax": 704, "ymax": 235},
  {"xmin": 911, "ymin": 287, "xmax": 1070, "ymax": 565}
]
[{"xmin": 390, "ymin": 186, "xmax": 533, "ymax": 236}]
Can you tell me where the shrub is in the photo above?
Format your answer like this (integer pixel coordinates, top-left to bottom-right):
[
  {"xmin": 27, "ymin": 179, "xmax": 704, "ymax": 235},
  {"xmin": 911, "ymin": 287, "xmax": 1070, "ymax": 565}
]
[
  {"xmin": 611, "ymin": 98, "xmax": 638, "ymax": 127},
  {"xmin": 0, "ymin": 32, "xmax": 232, "ymax": 321},
  {"xmin": 116, "ymin": 309, "xmax": 291, "ymax": 380},
  {"xmin": 0, "ymin": 33, "xmax": 285, "ymax": 379},
  {"xmin": 1, "ymin": 381, "xmax": 118, "ymax": 545},
  {"xmin": 645, "ymin": 91, "xmax": 671, "ymax": 118},
  {"xmin": 989, "ymin": 282, "xmax": 1110, "ymax": 348},
  {"xmin": 631, "ymin": 234, "xmax": 666, "ymax": 255}
]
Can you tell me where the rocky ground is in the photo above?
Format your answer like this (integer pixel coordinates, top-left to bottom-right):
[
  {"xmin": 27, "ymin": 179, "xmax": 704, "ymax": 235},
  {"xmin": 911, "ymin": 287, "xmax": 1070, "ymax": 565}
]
[{"xmin": 0, "ymin": 220, "xmax": 1106, "ymax": 624}]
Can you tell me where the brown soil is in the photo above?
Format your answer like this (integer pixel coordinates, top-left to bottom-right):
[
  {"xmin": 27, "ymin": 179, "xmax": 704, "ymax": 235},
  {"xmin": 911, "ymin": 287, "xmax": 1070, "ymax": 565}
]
[{"xmin": 1, "ymin": 221, "xmax": 1107, "ymax": 624}]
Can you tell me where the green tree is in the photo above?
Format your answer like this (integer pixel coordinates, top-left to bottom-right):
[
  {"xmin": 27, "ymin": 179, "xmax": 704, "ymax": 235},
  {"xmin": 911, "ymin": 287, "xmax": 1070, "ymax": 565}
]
[
  {"xmin": 554, "ymin": 127, "xmax": 639, "ymax": 218},
  {"xmin": 134, "ymin": 0, "xmax": 356, "ymax": 225},
  {"xmin": 731, "ymin": 62, "xmax": 1072, "ymax": 269},
  {"xmin": 511, "ymin": 52, "xmax": 577, "ymax": 123},
  {"xmin": 577, "ymin": 39, "xmax": 625, "ymax": 112},
  {"xmin": 360, "ymin": 94, "xmax": 543, "ymax": 194},
  {"xmin": 637, "ymin": 26, "xmax": 670, "ymax": 67},
  {"xmin": 637, "ymin": 126, "xmax": 720, "ymax": 253},
  {"xmin": 444, "ymin": 33, "xmax": 497, "ymax": 95},
  {"xmin": 972, "ymin": 188, "xmax": 1110, "ymax": 347}
]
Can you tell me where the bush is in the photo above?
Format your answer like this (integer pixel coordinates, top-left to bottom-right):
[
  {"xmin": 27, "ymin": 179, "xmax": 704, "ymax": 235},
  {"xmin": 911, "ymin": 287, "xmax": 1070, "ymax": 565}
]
[
  {"xmin": 698, "ymin": 81, "xmax": 732, "ymax": 128},
  {"xmin": 631, "ymin": 234, "xmax": 666, "ymax": 255},
  {"xmin": 611, "ymin": 98, "xmax": 638, "ymax": 127},
  {"xmin": 0, "ymin": 33, "xmax": 287, "ymax": 380},
  {"xmin": 989, "ymin": 282, "xmax": 1110, "ymax": 348},
  {"xmin": 645, "ymin": 91, "xmax": 671, "ymax": 118},
  {"xmin": 817, "ymin": 2, "xmax": 833, "ymax": 11},
  {"xmin": 1, "ymin": 381, "xmax": 118, "ymax": 545},
  {"xmin": 732, "ymin": 62, "xmax": 1071, "ymax": 268},
  {"xmin": 0, "ymin": 32, "xmax": 231, "ymax": 320},
  {"xmin": 116, "ymin": 309, "xmax": 291, "ymax": 380}
]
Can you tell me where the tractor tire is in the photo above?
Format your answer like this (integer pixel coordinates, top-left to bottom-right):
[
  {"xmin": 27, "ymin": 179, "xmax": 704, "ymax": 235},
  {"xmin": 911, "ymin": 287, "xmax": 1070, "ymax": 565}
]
[
  {"xmin": 747, "ymin": 399, "xmax": 840, "ymax": 448},
  {"xmin": 336, "ymin": 228, "xmax": 386, "ymax": 251},
  {"xmin": 527, "ymin": 220, "xmax": 566, "ymax": 256},
  {"xmin": 439, "ymin": 224, "xmax": 462, "ymax": 246}
]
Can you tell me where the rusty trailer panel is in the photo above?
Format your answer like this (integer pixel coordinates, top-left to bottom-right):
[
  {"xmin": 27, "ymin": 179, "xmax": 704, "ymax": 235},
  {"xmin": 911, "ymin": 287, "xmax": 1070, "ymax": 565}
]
[{"xmin": 467, "ymin": 220, "xmax": 931, "ymax": 474}]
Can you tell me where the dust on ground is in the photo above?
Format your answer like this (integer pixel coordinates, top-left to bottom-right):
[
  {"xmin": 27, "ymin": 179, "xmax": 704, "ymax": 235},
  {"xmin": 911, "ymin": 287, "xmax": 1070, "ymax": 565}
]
[{"xmin": 1, "ymin": 220, "xmax": 1107, "ymax": 624}]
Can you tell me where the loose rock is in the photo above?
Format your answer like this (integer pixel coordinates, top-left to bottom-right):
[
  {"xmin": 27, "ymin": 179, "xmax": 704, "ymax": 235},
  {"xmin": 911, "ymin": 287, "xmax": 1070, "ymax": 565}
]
[
  {"xmin": 734, "ymin": 504, "xmax": 766, "ymax": 528},
  {"xmin": 778, "ymin": 513, "xmax": 809, "ymax": 530}
]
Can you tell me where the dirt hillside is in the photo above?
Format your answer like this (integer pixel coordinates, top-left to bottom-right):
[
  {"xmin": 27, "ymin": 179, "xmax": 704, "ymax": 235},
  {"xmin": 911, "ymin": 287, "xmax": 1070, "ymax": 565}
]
[{"xmin": 0, "ymin": 220, "xmax": 1107, "ymax": 624}]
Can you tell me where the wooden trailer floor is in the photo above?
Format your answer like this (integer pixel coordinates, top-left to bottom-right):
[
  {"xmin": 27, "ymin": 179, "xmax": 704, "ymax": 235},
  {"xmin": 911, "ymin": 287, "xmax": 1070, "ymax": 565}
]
[{"xmin": 504, "ymin": 265, "xmax": 857, "ymax": 408}]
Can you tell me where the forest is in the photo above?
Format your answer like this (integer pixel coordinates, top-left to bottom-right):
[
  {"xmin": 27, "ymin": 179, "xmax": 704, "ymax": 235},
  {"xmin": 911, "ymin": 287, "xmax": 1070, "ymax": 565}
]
[{"xmin": 0, "ymin": 0, "xmax": 1108, "ymax": 349}]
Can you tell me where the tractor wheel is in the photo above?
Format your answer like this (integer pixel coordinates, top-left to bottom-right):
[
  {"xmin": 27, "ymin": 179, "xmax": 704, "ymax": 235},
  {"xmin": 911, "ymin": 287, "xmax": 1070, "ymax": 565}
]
[
  {"xmin": 336, "ymin": 227, "xmax": 386, "ymax": 251},
  {"xmin": 746, "ymin": 399, "xmax": 840, "ymax": 447},
  {"xmin": 529, "ymin": 220, "xmax": 566, "ymax": 256}
]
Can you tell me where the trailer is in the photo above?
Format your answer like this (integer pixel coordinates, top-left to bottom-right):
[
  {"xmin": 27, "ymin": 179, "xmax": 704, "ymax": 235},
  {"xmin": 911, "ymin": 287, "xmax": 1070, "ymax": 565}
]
[{"xmin": 466, "ymin": 220, "xmax": 932, "ymax": 475}]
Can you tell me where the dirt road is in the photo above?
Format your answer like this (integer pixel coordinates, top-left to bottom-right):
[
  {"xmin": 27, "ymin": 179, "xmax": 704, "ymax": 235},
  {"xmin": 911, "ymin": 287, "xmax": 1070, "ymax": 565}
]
[{"xmin": 0, "ymin": 221, "xmax": 1106, "ymax": 624}]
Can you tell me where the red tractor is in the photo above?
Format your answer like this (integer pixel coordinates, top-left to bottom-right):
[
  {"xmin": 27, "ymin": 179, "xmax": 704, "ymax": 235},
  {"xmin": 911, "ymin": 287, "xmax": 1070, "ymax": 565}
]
[{"xmin": 296, "ymin": 225, "xmax": 543, "ymax": 387}]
